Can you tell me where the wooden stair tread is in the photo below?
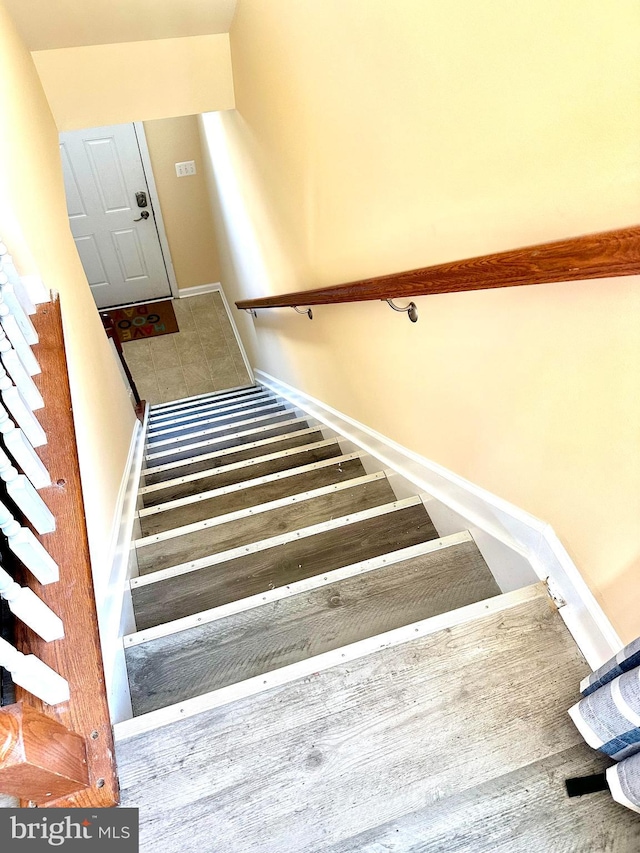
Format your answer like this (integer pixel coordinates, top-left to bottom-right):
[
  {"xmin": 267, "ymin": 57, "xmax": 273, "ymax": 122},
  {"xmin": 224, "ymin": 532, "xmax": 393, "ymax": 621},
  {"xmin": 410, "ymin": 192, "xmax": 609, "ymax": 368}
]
[
  {"xmin": 140, "ymin": 440, "xmax": 343, "ymax": 507},
  {"xmin": 145, "ymin": 413, "xmax": 304, "ymax": 464},
  {"xmin": 117, "ymin": 591, "xmax": 589, "ymax": 852},
  {"xmin": 142, "ymin": 428, "xmax": 326, "ymax": 486},
  {"xmin": 136, "ymin": 476, "xmax": 396, "ymax": 574},
  {"xmin": 121, "ymin": 388, "xmax": 617, "ymax": 851},
  {"xmin": 148, "ymin": 392, "xmax": 274, "ymax": 430},
  {"xmin": 147, "ymin": 402, "xmax": 284, "ymax": 441},
  {"xmin": 146, "ymin": 407, "xmax": 291, "ymax": 448},
  {"xmin": 149, "ymin": 385, "xmax": 261, "ymax": 416},
  {"xmin": 131, "ymin": 502, "xmax": 438, "ymax": 629},
  {"xmin": 139, "ymin": 457, "xmax": 367, "ymax": 536},
  {"xmin": 126, "ymin": 538, "xmax": 501, "ymax": 715},
  {"xmin": 324, "ymin": 742, "xmax": 640, "ymax": 852}
]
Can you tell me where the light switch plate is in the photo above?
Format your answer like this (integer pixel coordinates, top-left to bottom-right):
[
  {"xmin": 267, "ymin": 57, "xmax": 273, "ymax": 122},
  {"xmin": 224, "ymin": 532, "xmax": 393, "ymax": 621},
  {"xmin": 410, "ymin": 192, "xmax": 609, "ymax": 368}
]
[{"xmin": 175, "ymin": 160, "xmax": 196, "ymax": 177}]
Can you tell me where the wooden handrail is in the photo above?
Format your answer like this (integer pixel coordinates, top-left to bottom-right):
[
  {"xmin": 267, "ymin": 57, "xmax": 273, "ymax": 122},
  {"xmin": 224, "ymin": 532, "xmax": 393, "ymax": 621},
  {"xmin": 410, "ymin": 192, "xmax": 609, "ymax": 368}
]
[{"xmin": 235, "ymin": 225, "xmax": 640, "ymax": 311}]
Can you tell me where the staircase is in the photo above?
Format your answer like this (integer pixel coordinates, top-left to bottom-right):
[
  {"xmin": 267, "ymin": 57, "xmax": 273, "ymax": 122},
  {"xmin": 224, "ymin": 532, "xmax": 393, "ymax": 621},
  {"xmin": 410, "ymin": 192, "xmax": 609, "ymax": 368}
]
[{"xmin": 114, "ymin": 384, "xmax": 640, "ymax": 852}]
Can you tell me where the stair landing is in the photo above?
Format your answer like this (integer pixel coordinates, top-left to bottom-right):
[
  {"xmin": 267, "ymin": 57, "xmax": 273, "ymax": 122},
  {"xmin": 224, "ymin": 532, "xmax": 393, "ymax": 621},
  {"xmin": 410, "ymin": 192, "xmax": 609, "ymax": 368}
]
[{"xmin": 116, "ymin": 586, "xmax": 639, "ymax": 852}]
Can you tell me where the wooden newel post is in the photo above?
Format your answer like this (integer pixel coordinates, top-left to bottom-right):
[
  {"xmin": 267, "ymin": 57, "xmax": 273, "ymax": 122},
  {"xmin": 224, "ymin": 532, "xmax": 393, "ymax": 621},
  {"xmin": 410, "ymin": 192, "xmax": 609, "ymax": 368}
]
[{"xmin": 0, "ymin": 702, "xmax": 89, "ymax": 803}]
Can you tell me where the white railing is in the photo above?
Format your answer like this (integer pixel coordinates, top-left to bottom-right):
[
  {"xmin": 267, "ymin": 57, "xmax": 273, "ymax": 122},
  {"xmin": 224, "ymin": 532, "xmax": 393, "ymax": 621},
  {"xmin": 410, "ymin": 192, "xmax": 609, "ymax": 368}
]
[
  {"xmin": 0, "ymin": 243, "xmax": 48, "ymax": 306},
  {"xmin": 0, "ymin": 402, "xmax": 50, "ymax": 488},
  {"xmin": 0, "ymin": 498, "xmax": 59, "ymax": 584},
  {"xmin": 0, "ymin": 362, "xmax": 46, "ymax": 447},
  {"xmin": 0, "ymin": 270, "xmax": 37, "ymax": 339},
  {"xmin": 0, "ymin": 242, "xmax": 67, "ymax": 705},
  {"xmin": 0, "ymin": 323, "xmax": 43, "ymax": 410},
  {"xmin": 0, "ymin": 637, "xmax": 69, "ymax": 705},
  {"xmin": 0, "ymin": 566, "xmax": 63, "ymax": 641}
]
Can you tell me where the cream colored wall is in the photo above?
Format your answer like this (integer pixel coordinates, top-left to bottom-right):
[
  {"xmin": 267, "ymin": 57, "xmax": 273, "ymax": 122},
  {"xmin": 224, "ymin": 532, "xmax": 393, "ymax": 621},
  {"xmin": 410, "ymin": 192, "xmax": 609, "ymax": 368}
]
[
  {"xmin": 143, "ymin": 116, "xmax": 221, "ymax": 290},
  {"xmin": 0, "ymin": 2, "xmax": 137, "ymax": 591},
  {"xmin": 201, "ymin": 0, "xmax": 640, "ymax": 641},
  {"xmin": 32, "ymin": 34, "xmax": 234, "ymax": 131},
  {"xmin": 4, "ymin": 0, "xmax": 236, "ymax": 50}
]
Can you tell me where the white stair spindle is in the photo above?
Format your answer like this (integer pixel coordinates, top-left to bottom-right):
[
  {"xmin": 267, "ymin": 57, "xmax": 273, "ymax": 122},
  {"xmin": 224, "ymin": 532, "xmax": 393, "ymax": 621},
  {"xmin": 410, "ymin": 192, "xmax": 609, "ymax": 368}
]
[
  {"xmin": 0, "ymin": 447, "xmax": 55, "ymax": 533},
  {"xmin": 0, "ymin": 243, "xmax": 36, "ymax": 315},
  {"xmin": 0, "ymin": 326, "xmax": 43, "ymax": 410},
  {"xmin": 0, "ymin": 636, "xmax": 69, "ymax": 705},
  {"xmin": 0, "ymin": 402, "xmax": 51, "ymax": 488},
  {"xmin": 0, "ymin": 299, "xmax": 40, "ymax": 376},
  {"xmin": 0, "ymin": 565, "xmax": 64, "ymax": 641},
  {"xmin": 0, "ymin": 499, "xmax": 58, "ymax": 584},
  {"xmin": 0, "ymin": 364, "xmax": 46, "ymax": 447},
  {"xmin": 0, "ymin": 271, "xmax": 38, "ymax": 344}
]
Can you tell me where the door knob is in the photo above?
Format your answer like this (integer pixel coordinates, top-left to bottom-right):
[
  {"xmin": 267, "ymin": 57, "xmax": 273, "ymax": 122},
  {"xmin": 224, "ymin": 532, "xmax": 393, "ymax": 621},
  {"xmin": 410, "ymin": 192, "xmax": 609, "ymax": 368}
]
[{"xmin": 133, "ymin": 210, "xmax": 150, "ymax": 221}]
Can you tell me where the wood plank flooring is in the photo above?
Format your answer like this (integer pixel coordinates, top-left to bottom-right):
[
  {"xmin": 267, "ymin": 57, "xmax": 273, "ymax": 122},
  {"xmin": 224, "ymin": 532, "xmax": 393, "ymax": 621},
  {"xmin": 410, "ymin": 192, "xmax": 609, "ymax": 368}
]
[
  {"xmin": 126, "ymin": 538, "xmax": 500, "ymax": 714},
  {"xmin": 142, "ymin": 427, "xmax": 325, "ymax": 485},
  {"xmin": 140, "ymin": 440, "xmax": 343, "ymax": 506},
  {"xmin": 147, "ymin": 409, "xmax": 293, "ymax": 447},
  {"xmin": 145, "ymin": 415, "xmax": 305, "ymax": 465},
  {"xmin": 149, "ymin": 391, "xmax": 266, "ymax": 424},
  {"xmin": 325, "ymin": 743, "xmax": 640, "ymax": 852},
  {"xmin": 147, "ymin": 403, "xmax": 287, "ymax": 442},
  {"xmin": 139, "ymin": 457, "xmax": 367, "ymax": 536},
  {"xmin": 149, "ymin": 385, "xmax": 262, "ymax": 416},
  {"xmin": 136, "ymin": 476, "xmax": 396, "ymax": 573},
  {"xmin": 119, "ymin": 385, "xmax": 636, "ymax": 853},
  {"xmin": 118, "ymin": 591, "xmax": 597, "ymax": 853},
  {"xmin": 131, "ymin": 502, "xmax": 438, "ymax": 628},
  {"xmin": 147, "ymin": 392, "xmax": 274, "ymax": 427}
]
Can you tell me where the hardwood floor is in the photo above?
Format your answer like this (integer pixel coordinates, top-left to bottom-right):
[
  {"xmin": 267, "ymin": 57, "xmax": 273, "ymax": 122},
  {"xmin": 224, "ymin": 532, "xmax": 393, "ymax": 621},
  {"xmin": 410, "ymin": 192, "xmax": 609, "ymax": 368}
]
[
  {"xmin": 144, "ymin": 414, "xmax": 306, "ymax": 465},
  {"xmin": 146, "ymin": 401, "xmax": 287, "ymax": 442},
  {"xmin": 131, "ymin": 501, "xmax": 437, "ymax": 629},
  {"xmin": 139, "ymin": 457, "xmax": 368, "ymax": 536},
  {"xmin": 116, "ymin": 385, "xmax": 639, "ymax": 852},
  {"xmin": 118, "ymin": 592, "xmax": 628, "ymax": 853},
  {"xmin": 325, "ymin": 743, "xmax": 640, "ymax": 853},
  {"xmin": 136, "ymin": 476, "xmax": 397, "ymax": 573},
  {"xmin": 142, "ymin": 426, "xmax": 326, "ymax": 485},
  {"xmin": 140, "ymin": 439, "xmax": 343, "ymax": 505},
  {"xmin": 126, "ymin": 538, "xmax": 500, "ymax": 714}
]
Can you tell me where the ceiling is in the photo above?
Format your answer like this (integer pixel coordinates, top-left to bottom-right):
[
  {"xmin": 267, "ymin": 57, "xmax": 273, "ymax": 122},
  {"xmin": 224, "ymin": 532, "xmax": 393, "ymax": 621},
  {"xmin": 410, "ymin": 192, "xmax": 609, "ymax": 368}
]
[{"xmin": 4, "ymin": 0, "xmax": 237, "ymax": 51}]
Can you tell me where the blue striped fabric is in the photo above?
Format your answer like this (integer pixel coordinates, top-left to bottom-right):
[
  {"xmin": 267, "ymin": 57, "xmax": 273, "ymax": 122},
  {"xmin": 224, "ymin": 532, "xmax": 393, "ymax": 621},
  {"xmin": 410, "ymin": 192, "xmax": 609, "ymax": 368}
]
[
  {"xmin": 570, "ymin": 641, "xmax": 640, "ymax": 812},
  {"xmin": 581, "ymin": 638, "xmax": 640, "ymax": 697},
  {"xmin": 607, "ymin": 753, "xmax": 640, "ymax": 815},
  {"xmin": 572, "ymin": 669, "xmax": 640, "ymax": 759}
]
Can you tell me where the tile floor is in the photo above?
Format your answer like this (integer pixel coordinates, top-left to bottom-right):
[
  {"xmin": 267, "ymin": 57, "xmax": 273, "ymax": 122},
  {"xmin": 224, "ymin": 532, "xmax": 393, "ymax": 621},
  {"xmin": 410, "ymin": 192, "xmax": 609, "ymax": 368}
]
[{"xmin": 121, "ymin": 293, "xmax": 251, "ymax": 405}]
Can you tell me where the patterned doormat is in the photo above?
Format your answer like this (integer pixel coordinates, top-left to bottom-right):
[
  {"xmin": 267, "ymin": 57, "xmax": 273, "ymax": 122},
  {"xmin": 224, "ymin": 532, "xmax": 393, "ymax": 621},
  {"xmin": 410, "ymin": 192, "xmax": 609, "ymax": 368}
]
[{"xmin": 102, "ymin": 300, "xmax": 179, "ymax": 343}]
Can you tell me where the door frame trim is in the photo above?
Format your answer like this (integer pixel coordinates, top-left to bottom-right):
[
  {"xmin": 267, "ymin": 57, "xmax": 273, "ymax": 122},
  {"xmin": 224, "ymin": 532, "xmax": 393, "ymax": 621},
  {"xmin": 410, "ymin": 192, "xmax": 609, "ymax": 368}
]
[{"xmin": 133, "ymin": 122, "xmax": 180, "ymax": 301}]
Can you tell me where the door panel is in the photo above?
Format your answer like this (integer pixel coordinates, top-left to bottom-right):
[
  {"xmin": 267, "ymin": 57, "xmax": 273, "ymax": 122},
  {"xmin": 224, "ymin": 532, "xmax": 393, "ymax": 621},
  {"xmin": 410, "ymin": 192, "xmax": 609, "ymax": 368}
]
[
  {"xmin": 112, "ymin": 229, "xmax": 148, "ymax": 280},
  {"xmin": 60, "ymin": 124, "xmax": 172, "ymax": 309},
  {"xmin": 85, "ymin": 137, "xmax": 130, "ymax": 212},
  {"xmin": 74, "ymin": 235, "xmax": 110, "ymax": 287}
]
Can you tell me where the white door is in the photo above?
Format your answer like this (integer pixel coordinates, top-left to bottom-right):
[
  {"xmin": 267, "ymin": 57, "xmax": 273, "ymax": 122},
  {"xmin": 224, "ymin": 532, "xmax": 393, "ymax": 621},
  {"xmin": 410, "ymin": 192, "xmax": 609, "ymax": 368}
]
[{"xmin": 59, "ymin": 124, "xmax": 172, "ymax": 309}]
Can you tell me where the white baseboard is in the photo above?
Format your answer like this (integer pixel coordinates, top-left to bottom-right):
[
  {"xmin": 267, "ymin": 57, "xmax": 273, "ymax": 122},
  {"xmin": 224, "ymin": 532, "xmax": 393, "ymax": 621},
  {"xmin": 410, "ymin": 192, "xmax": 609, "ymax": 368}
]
[
  {"xmin": 97, "ymin": 405, "xmax": 149, "ymax": 724},
  {"xmin": 177, "ymin": 282, "xmax": 222, "ymax": 298},
  {"xmin": 178, "ymin": 283, "xmax": 254, "ymax": 384},
  {"xmin": 255, "ymin": 370, "xmax": 622, "ymax": 669}
]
